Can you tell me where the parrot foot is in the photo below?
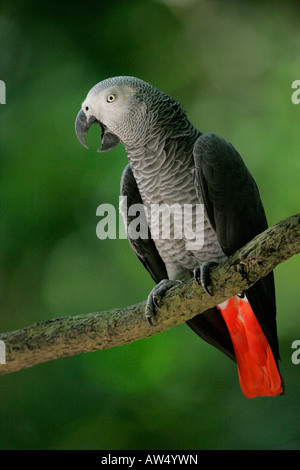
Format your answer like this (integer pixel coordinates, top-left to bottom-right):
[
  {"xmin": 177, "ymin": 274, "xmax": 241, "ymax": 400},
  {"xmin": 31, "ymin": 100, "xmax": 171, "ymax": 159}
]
[
  {"xmin": 145, "ymin": 279, "xmax": 182, "ymax": 326},
  {"xmin": 193, "ymin": 261, "xmax": 218, "ymax": 296}
]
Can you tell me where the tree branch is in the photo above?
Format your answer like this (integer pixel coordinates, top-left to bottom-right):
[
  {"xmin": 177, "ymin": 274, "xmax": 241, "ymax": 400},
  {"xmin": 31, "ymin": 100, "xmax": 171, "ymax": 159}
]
[{"xmin": 0, "ymin": 214, "xmax": 299, "ymax": 375}]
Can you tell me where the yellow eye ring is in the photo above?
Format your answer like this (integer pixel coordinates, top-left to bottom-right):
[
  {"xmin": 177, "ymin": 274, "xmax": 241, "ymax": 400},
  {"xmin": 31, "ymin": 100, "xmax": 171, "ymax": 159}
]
[{"xmin": 107, "ymin": 94, "xmax": 116, "ymax": 103}]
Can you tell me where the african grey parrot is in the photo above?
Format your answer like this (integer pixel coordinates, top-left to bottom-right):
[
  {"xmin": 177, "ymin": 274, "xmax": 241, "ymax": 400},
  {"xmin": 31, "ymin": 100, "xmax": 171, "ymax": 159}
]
[{"xmin": 75, "ymin": 76, "xmax": 283, "ymax": 398}]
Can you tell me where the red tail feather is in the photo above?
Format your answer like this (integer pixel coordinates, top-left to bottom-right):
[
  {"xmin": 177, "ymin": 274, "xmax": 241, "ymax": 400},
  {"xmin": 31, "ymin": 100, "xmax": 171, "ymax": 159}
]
[{"xmin": 217, "ymin": 296, "xmax": 283, "ymax": 398}]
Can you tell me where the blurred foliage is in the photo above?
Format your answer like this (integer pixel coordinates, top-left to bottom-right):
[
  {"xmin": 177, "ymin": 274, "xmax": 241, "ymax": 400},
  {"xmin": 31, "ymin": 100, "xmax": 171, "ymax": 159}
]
[{"xmin": 0, "ymin": 0, "xmax": 300, "ymax": 450}]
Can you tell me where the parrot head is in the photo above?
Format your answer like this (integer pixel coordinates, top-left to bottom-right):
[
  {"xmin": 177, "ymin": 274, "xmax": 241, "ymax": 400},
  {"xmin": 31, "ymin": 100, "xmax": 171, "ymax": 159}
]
[
  {"xmin": 75, "ymin": 76, "xmax": 156, "ymax": 152},
  {"xmin": 75, "ymin": 76, "xmax": 188, "ymax": 152}
]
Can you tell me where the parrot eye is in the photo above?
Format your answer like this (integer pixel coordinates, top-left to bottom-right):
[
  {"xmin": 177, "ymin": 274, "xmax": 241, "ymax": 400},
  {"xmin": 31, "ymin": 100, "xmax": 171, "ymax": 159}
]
[
  {"xmin": 85, "ymin": 106, "xmax": 89, "ymax": 111},
  {"xmin": 107, "ymin": 94, "xmax": 116, "ymax": 103}
]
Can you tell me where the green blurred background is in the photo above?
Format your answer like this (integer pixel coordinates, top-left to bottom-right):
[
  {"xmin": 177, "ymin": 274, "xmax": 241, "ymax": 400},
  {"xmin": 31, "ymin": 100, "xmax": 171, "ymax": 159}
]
[{"xmin": 0, "ymin": 0, "xmax": 299, "ymax": 450}]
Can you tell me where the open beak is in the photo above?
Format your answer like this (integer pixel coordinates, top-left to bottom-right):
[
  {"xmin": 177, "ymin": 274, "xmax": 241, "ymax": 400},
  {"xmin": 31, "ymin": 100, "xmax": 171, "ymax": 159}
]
[{"xmin": 75, "ymin": 109, "xmax": 120, "ymax": 152}]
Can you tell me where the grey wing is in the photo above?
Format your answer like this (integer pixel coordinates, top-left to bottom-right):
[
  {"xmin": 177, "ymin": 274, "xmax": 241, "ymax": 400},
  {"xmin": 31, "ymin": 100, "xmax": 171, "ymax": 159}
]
[
  {"xmin": 193, "ymin": 132, "xmax": 279, "ymax": 363},
  {"xmin": 120, "ymin": 163, "xmax": 168, "ymax": 283}
]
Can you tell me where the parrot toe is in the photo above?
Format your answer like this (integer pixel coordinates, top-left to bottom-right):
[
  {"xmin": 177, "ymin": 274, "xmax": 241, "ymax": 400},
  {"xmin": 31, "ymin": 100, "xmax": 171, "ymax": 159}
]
[
  {"xmin": 145, "ymin": 279, "xmax": 182, "ymax": 326},
  {"xmin": 193, "ymin": 261, "xmax": 219, "ymax": 296}
]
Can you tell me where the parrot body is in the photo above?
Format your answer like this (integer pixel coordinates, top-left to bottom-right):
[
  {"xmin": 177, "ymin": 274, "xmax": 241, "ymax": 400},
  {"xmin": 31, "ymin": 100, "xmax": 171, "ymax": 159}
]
[
  {"xmin": 75, "ymin": 76, "xmax": 283, "ymax": 398},
  {"xmin": 125, "ymin": 131, "xmax": 225, "ymax": 276}
]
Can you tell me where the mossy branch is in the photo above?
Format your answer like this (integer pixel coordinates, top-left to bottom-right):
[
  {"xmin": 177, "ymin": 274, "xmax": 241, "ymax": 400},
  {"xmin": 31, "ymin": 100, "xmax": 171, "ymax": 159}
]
[{"xmin": 0, "ymin": 213, "xmax": 299, "ymax": 375}]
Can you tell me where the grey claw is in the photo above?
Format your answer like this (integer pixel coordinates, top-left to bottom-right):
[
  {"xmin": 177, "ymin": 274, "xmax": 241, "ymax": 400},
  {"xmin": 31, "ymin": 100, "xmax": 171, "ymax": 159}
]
[
  {"xmin": 152, "ymin": 294, "xmax": 161, "ymax": 309},
  {"xmin": 146, "ymin": 315, "xmax": 156, "ymax": 327},
  {"xmin": 145, "ymin": 279, "xmax": 182, "ymax": 326},
  {"xmin": 193, "ymin": 267, "xmax": 201, "ymax": 285},
  {"xmin": 194, "ymin": 261, "xmax": 219, "ymax": 297},
  {"xmin": 202, "ymin": 283, "xmax": 214, "ymax": 297}
]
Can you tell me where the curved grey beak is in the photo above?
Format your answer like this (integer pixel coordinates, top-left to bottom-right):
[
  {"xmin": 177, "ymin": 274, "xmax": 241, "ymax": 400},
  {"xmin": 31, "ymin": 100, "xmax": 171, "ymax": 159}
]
[
  {"xmin": 75, "ymin": 108, "xmax": 120, "ymax": 152},
  {"xmin": 75, "ymin": 109, "xmax": 96, "ymax": 149}
]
